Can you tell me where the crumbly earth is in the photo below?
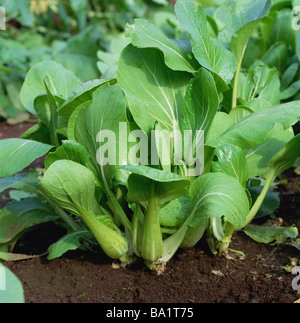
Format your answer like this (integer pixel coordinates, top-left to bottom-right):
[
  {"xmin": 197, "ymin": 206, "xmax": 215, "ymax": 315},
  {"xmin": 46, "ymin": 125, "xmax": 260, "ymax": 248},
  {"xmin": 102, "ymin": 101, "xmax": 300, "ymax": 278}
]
[{"xmin": 1, "ymin": 121, "xmax": 300, "ymax": 303}]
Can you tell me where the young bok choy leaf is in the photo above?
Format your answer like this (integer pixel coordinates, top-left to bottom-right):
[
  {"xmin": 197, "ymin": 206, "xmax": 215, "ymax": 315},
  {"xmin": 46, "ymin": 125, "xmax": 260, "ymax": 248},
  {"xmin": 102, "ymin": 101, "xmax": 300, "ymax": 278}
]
[
  {"xmin": 125, "ymin": 165, "xmax": 189, "ymax": 269},
  {"xmin": 40, "ymin": 160, "xmax": 130, "ymax": 264}
]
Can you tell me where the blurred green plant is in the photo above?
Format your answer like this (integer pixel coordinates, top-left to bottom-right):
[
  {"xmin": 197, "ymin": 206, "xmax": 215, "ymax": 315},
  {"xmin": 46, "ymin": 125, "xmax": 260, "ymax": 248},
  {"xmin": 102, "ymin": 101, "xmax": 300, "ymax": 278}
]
[{"xmin": 0, "ymin": 0, "xmax": 172, "ymax": 122}]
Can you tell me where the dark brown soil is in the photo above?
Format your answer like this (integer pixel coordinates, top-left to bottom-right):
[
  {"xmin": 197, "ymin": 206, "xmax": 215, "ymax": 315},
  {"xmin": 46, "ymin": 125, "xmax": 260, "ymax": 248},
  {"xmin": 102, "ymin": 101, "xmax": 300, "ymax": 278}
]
[{"xmin": 1, "ymin": 121, "xmax": 300, "ymax": 304}]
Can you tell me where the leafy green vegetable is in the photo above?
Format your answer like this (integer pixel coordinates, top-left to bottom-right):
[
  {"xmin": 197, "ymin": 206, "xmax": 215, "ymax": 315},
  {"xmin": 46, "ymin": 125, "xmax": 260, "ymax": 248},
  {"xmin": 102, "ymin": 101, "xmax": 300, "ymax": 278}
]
[
  {"xmin": 175, "ymin": 0, "xmax": 236, "ymax": 84},
  {"xmin": 125, "ymin": 19, "xmax": 199, "ymax": 73},
  {"xmin": 0, "ymin": 0, "xmax": 299, "ymax": 272},
  {"xmin": 0, "ymin": 139, "xmax": 53, "ymax": 177},
  {"xmin": 20, "ymin": 61, "xmax": 81, "ymax": 114},
  {"xmin": 125, "ymin": 165, "xmax": 189, "ymax": 269},
  {"xmin": 244, "ymin": 225, "xmax": 299, "ymax": 245},
  {"xmin": 212, "ymin": 144, "xmax": 248, "ymax": 187},
  {"xmin": 47, "ymin": 231, "xmax": 92, "ymax": 261},
  {"xmin": 40, "ymin": 160, "xmax": 129, "ymax": 263},
  {"xmin": 0, "ymin": 198, "xmax": 59, "ymax": 244},
  {"xmin": 118, "ymin": 45, "xmax": 191, "ymax": 134},
  {"xmin": 44, "ymin": 140, "xmax": 90, "ymax": 170}
]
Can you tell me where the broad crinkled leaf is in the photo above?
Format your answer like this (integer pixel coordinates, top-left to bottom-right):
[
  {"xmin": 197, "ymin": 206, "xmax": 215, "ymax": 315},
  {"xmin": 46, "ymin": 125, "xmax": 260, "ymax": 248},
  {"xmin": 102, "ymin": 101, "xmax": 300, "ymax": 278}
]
[
  {"xmin": 118, "ymin": 45, "xmax": 191, "ymax": 134},
  {"xmin": 244, "ymin": 224, "xmax": 298, "ymax": 245},
  {"xmin": 125, "ymin": 165, "xmax": 190, "ymax": 207},
  {"xmin": 47, "ymin": 231, "xmax": 91, "ymax": 260},
  {"xmin": 180, "ymin": 68, "xmax": 219, "ymax": 142},
  {"xmin": 40, "ymin": 160, "xmax": 96, "ymax": 217},
  {"xmin": 159, "ymin": 195, "xmax": 191, "ymax": 227},
  {"xmin": 0, "ymin": 173, "xmax": 40, "ymax": 194},
  {"xmin": 125, "ymin": 19, "xmax": 200, "ymax": 73},
  {"xmin": 210, "ymin": 102, "xmax": 300, "ymax": 149},
  {"xmin": 45, "ymin": 140, "xmax": 90, "ymax": 170},
  {"xmin": 267, "ymin": 134, "xmax": 300, "ymax": 178},
  {"xmin": 188, "ymin": 173, "xmax": 250, "ymax": 228},
  {"xmin": 237, "ymin": 64, "xmax": 280, "ymax": 109},
  {"xmin": 0, "ymin": 198, "xmax": 59, "ymax": 244},
  {"xmin": 212, "ymin": 144, "xmax": 248, "ymax": 186},
  {"xmin": 59, "ymin": 79, "xmax": 111, "ymax": 117},
  {"xmin": 72, "ymin": 83, "xmax": 127, "ymax": 190},
  {"xmin": 215, "ymin": 0, "xmax": 272, "ymax": 47},
  {"xmin": 20, "ymin": 61, "xmax": 81, "ymax": 114},
  {"xmin": 245, "ymin": 124, "xmax": 294, "ymax": 178},
  {"xmin": 206, "ymin": 112, "xmax": 234, "ymax": 144},
  {"xmin": 0, "ymin": 139, "xmax": 53, "ymax": 177},
  {"xmin": 175, "ymin": 0, "xmax": 236, "ymax": 83},
  {"xmin": 215, "ymin": 0, "xmax": 271, "ymax": 67}
]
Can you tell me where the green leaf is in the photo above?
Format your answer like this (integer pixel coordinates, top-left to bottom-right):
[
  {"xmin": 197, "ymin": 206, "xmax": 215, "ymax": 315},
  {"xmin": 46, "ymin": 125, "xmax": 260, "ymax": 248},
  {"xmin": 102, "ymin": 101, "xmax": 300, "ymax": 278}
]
[
  {"xmin": 40, "ymin": 161, "xmax": 95, "ymax": 217},
  {"xmin": 19, "ymin": 122, "xmax": 51, "ymax": 145},
  {"xmin": 118, "ymin": 45, "xmax": 191, "ymax": 134},
  {"xmin": 47, "ymin": 231, "xmax": 91, "ymax": 260},
  {"xmin": 215, "ymin": 0, "xmax": 271, "ymax": 47},
  {"xmin": 237, "ymin": 64, "xmax": 281, "ymax": 109},
  {"xmin": 280, "ymin": 80, "xmax": 300, "ymax": 100},
  {"xmin": 175, "ymin": 0, "xmax": 236, "ymax": 83},
  {"xmin": 40, "ymin": 160, "xmax": 129, "ymax": 261},
  {"xmin": 9, "ymin": 190, "xmax": 37, "ymax": 201},
  {"xmin": 0, "ymin": 198, "xmax": 59, "ymax": 244},
  {"xmin": 248, "ymin": 181, "xmax": 280, "ymax": 218},
  {"xmin": 0, "ymin": 173, "xmax": 40, "ymax": 194},
  {"xmin": 268, "ymin": 134, "xmax": 300, "ymax": 178},
  {"xmin": 206, "ymin": 112, "xmax": 234, "ymax": 144},
  {"xmin": 226, "ymin": 0, "xmax": 272, "ymax": 107},
  {"xmin": 212, "ymin": 144, "xmax": 248, "ymax": 186},
  {"xmin": 59, "ymin": 79, "xmax": 111, "ymax": 117},
  {"xmin": 229, "ymin": 106, "xmax": 253, "ymax": 123},
  {"xmin": 0, "ymin": 139, "xmax": 53, "ymax": 177},
  {"xmin": 210, "ymin": 102, "xmax": 300, "ymax": 149},
  {"xmin": 67, "ymin": 102, "xmax": 91, "ymax": 141},
  {"xmin": 245, "ymin": 123, "xmax": 294, "ymax": 178},
  {"xmin": 125, "ymin": 19, "xmax": 199, "ymax": 73},
  {"xmin": 188, "ymin": 173, "xmax": 250, "ymax": 228},
  {"xmin": 125, "ymin": 165, "xmax": 189, "ymax": 268},
  {"xmin": 45, "ymin": 140, "xmax": 90, "ymax": 170},
  {"xmin": 180, "ymin": 68, "xmax": 219, "ymax": 142},
  {"xmin": 44, "ymin": 77, "xmax": 60, "ymax": 147},
  {"xmin": 0, "ymin": 263, "xmax": 25, "ymax": 303},
  {"xmin": 125, "ymin": 165, "xmax": 190, "ymax": 207},
  {"xmin": 244, "ymin": 224, "xmax": 298, "ymax": 245},
  {"xmin": 33, "ymin": 94, "xmax": 65, "ymax": 129},
  {"xmin": 280, "ymin": 62, "xmax": 299, "ymax": 91},
  {"xmin": 71, "ymin": 84, "xmax": 133, "ymax": 236},
  {"xmin": 58, "ymin": 79, "xmax": 112, "ymax": 137},
  {"xmin": 159, "ymin": 195, "xmax": 191, "ymax": 227},
  {"xmin": 261, "ymin": 41, "xmax": 288, "ymax": 73},
  {"xmin": 54, "ymin": 32, "xmax": 99, "ymax": 82},
  {"xmin": 72, "ymin": 83, "xmax": 127, "ymax": 189},
  {"xmin": 20, "ymin": 61, "xmax": 81, "ymax": 114},
  {"xmin": 270, "ymin": 10, "xmax": 295, "ymax": 52},
  {"xmin": 228, "ymin": 0, "xmax": 271, "ymax": 63}
]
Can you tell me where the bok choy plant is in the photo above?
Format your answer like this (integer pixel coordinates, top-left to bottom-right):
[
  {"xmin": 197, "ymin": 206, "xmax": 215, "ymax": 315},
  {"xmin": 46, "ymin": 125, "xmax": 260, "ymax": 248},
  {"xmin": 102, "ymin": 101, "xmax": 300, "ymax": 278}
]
[{"xmin": 0, "ymin": 0, "xmax": 299, "ymax": 271}]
